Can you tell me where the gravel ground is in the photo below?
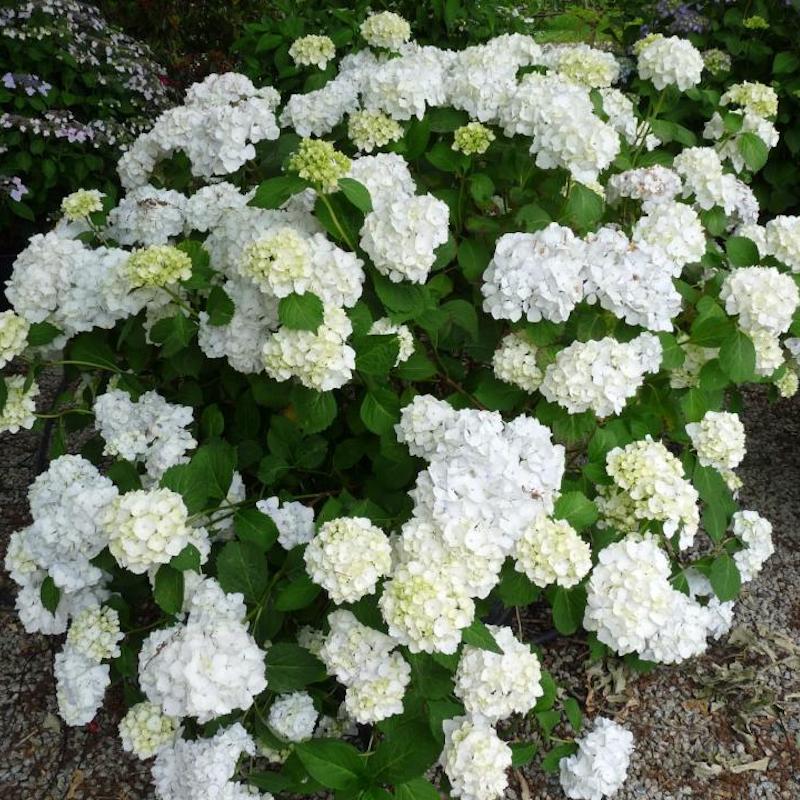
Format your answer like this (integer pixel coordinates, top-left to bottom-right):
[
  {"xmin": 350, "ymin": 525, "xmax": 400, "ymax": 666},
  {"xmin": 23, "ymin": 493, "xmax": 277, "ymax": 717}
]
[{"xmin": 0, "ymin": 377, "xmax": 798, "ymax": 799}]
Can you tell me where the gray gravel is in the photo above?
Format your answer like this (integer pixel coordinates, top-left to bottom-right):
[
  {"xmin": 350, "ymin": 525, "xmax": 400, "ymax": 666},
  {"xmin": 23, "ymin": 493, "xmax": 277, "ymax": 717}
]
[{"xmin": 1, "ymin": 377, "xmax": 798, "ymax": 799}]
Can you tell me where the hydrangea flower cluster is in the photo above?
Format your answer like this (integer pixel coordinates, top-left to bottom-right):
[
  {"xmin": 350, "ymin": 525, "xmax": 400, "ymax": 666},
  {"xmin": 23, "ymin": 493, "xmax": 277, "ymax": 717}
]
[{"xmin": 2, "ymin": 12, "xmax": 789, "ymax": 800}]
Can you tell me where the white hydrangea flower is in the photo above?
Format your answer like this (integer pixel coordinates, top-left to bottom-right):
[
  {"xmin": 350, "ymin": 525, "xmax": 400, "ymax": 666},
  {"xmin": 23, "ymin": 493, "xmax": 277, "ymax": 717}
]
[
  {"xmin": 632, "ymin": 201, "xmax": 706, "ymax": 267},
  {"xmin": 262, "ymin": 303, "xmax": 355, "ymax": 391},
  {"xmin": 348, "ymin": 110, "xmax": 403, "ymax": 153},
  {"xmin": 24, "ymin": 454, "xmax": 118, "ymax": 592},
  {"xmin": 107, "ymin": 185, "xmax": 187, "ymax": 246},
  {"xmin": 492, "ymin": 332, "xmax": 543, "ymax": 393},
  {"xmin": 379, "ymin": 562, "xmax": 475, "ymax": 654},
  {"xmin": 606, "ymin": 165, "xmax": 682, "ymax": 209},
  {"xmin": 151, "ymin": 723, "xmax": 263, "ymax": 800},
  {"xmin": 66, "ymin": 605, "xmax": 123, "ymax": 662},
  {"xmin": 732, "ymin": 510, "xmax": 774, "ymax": 582},
  {"xmin": 347, "ymin": 153, "xmax": 415, "ymax": 211},
  {"xmin": 775, "ymin": 367, "xmax": 799, "ymax": 398},
  {"xmin": 637, "ymin": 35, "xmax": 703, "ymax": 91},
  {"xmin": 268, "ymin": 692, "xmax": 318, "ymax": 742},
  {"xmin": 559, "ymin": 717, "xmax": 634, "ymax": 800},
  {"xmin": 482, "ymin": 225, "xmax": 587, "ymax": 324},
  {"xmin": 540, "ymin": 333, "xmax": 663, "ymax": 418},
  {"xmin": 241, "ymin": 226, "xmax": 313, "ymax": 298},
  {"xmin": 583, "ymin": 226, "xmax": 683, "ymax": 332},
  {"xmin": 514, "ymin": 515, "xmax": 592, "ymax": 589},
  {"xmin": 454, "ymin": 625, "xmax": 543, "ymax": 722},
  {"xmin": 289, "ymin": 35, "xmax": 336, "ymax": 69},
  {"xmin": 584, "ymin": 535, "xmax": 713, "ymax": 662},
  {"xmin": 126, "ymin": 245, "xmax": 193, "ymax": 289},
  {"xmin": 184, "ymin": 182, "xmax": 251, "ymax": 233},
  {"xmin": 319, "ymin": 609, "xmax": 396, "ymax": 683},
  {"xmin": 368, "ymin": 318, "xmax": 415, "ymax": 365},
  {"xmin": 552, "ymin": 44, "xmax": 620, "ymax": 87},
  {"xmin": 105, "ymin": 488, "xmax": 193, "ymax": 574},
  {"xmin": 720, "ymin": 266, "xmax": 799, "ymax": 336},
  {"xmin": 394, "ymin": 517, "xmax": 504, "ymax": 599},
  {"xmin": 119, "ymin": 701, "xmax": 178, "ymax": 760},
  {"xmin": 686, "ymin": 411, "xmax": 746, "ymax": 471},
  {"xmin": 297, "ymin": 625, "xmax": 326, "ymax": 657},
  {"xmin": 670, "ymin": 337, "xmax": 718, "ymax": 389},
  {"xmin": 94, "ymin": 389, "xmax": 196, "ymax": 479},
  {"xmin": 256, "ymin": 496, "xmax": 315, "ymax": 549},
  {"xmin": 440, "ymin": 716, "xmax": 512, "ymax": 800},
  {"xmin": 0, "ymin": 375, "xmax": 38, "ymax": 434},
  {"xmin": 280, "ymin": 75, "xmax": 360, "ymax": 138},
  {"xmin": 360, "ymin": 194, "xmax": 450, "ymax": 284},
  {"xmin": 360, "ymin": 11, "xmax": 411, "ymax": 51},
  {"xmin": 704, "ymin": 110, "xmax": 779, "ymax": 173},
  {"xmin": 721, "ymin": 81, "xmax": 778, "ymax": 118},
  {"xmin": 304, "ymin": 517, "xmax": 392, "ymax": 604},
  {"xmin": 672, "ymin": 146, "xmax": 726, "ymax": 210},
  {"xmin": 601, "ymin": 437, "xmax": 699, "ymax": 548},
  {"xmin": 750, "ymin": 328, "xmax": 784, "ymax": 377},
  {"xmin": 765, "ymin": 215, "xmax": 800, "ymax": 271},
  {"xmin": 735, "ymin": 223, "xmax": 768, "ymax": 256},
  {"xmin": 685, "ymin": 568, "xmax": 735, "ymax": 640},
  {"xmin": 343, "ymin": 651, "xmax": 411, "ymax": 724},
  {"xmin": 394, "ymin": 394, "xmax": 458, "ymax": 460},
  {"xmin": 54, "ymin": 644, "xmax": 110, "ymax": 726},
  {"xmin": 139, "ymin": 613, "xmax": 266, "ymax": 723},
  {"xmin": 198, "ymin": 277, "xmax": 279, "ymax": 374},
  {"xmin": 61, "ymin": 189, "xmax": 105, "ymax": 221},
  {"xmin": 0, "ymin": 310, "xmax": 29, "ymax": 368}
]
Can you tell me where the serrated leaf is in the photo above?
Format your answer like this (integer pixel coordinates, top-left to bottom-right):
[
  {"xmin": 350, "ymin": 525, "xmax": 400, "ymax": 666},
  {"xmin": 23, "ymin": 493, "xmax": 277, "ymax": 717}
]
[
  {"xmin": 294, "ymin": 740, "xmax": 367, "ymax": 791},
  {"xmin": 510, "ymin": 742, "xmax": 537, "ymax": 767},
  {"xmin": 207, "ymin": 285, "xmax": 235, "ymax": 326},
  {"xmin": 40, "ymin": 576, "xmax": 60, "ymax": 614},
  {"xmin": 709, "ymin": 553, "xmax": 741, "ymax": 601},
  {"xmin": 553, "ymin": 491, "xmax": 598, "ymax": 531},
  {"xmin": 170, "ymin": 544, "xmax": 201, "ymax": 571},
  {"xmin": 250, "ymin": 175, "xmax": 309, "ymax": 209},
  {"xmin": 234, "ymin": 507, "xmax": 279, "ymax": 551},
  {"xmin": 154, "ymin": 564, "xmax": 184, "ymax": 614},
  {"xmin": 457, "ymin": 239, "xmax": 490, "ymax": 281},
  {"xmin": 266, "ymin": 643, "xmax": 327, "ymax": 692},
  {"xmin": 395, "ymin": 351, "xmax": 436, "ymax": 381},
  {"xmin": 563, "ymin": 696, "xmax": 583, "ymax": 731},
  {"xmin": 27, "ymin": 321, "xmax": 62, "ymax": 347},
  {"xmin": 360, "ymin": 388, "xmax": 401, "ymax": 435},
  {"xmin": 541, "ymin": 742, "xmax": 578, "ymax": 774},
  {"xmin": 725, "ymin": 236, "xmax": 760, "ymax": 267},
  {"xmin": 216, "ymin": 541, "xmax": 268, "ymax": 601},
  {"xmin": 370, "ymin": 720, "xmax": 441, "ymax": 784},
  {"xmin": 738, "ymin": 132, "xmax": 769, "ymax": 172},
  {"xmin": 395, "ymin": 778, "xmax": 441, "ymax": 800},
  {"xmin": 719, "ymin": 329, "xmax": 756, "ymax": 383},
  {"xmin": 548, "ymin": 585, "xmax": 587, "ymax": 635},
  {"xmin": 338, "ymin": 177, "xmax": 372, "ymax": 213},
  {"xmin": 291, "ymin": 386, "xmax": 338, "ymax": 434},
  {"xmin": 274, "ymin": 574, "xmax": 321, "ymax": 611},
  {"xmin": 461, "ymin": 620, "xmax": 503, "ymax": 654},
  {"xmin": 495, "ymin": 561, "xmax": 540, "ymax": 607},
  {"xmin": 278, "ymin": 292, "xmax": 324, "ymax": 331},
  {"xmin": 68, "ymin": 332, "xmax": 120, "ymax": 372},
  {"xmin": 353, "ymin": 334, "xmax": 400, "ymax": 375}
]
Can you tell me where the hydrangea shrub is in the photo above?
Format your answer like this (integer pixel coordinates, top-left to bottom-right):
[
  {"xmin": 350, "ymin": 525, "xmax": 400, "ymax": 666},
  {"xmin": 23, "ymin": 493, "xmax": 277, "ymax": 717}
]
[{"xmin": 3, "ymin": 12, "xmax": 799, "ymax": 800}]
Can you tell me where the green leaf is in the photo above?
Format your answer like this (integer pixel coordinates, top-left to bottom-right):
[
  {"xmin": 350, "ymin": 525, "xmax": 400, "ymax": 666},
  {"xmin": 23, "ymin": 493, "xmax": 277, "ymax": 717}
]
[
  {"xmin": 553, "ymin": 491, "xmax": 598, "ymax": 531},
  {"xmin": 718, "ymin": 329, "xmax": 756, "ymax": 383},
  {"xmin": 40, "ymin": 576, "xmax": 60, "ymax": 614},
  {"xmin": 177, "ymin": 241, "xmax": 214, "ymax": 290},
  {"xmin": 294, "ymin": 740, "xmax": 367, "ymax": 791},
  {"xmin": 291, "ymin": 386, "xmax": 338, "ymax": 434},
  {"xmin": 150, "ymin": 314, "xmax": 196, "ymax": 358},
  {"xmin": 154, "ymin": 564, "xmax": 184, "ymax": 615},
  {"xmin": 216, "ymin": 541, "xmax": 269, "ymax": 601},
  {"xmin": 274, "ymin": 574, "xmax": 321, "ymax": 611},
  {"xmin": 394, "ymin": 778, "xmax": 441, "ymax": 800},
  {"xmin": 548, "ymin": 585, "xmax": 587, "ymax": 636},
  {"xmin": 170, "ymin": 544, "xmax": 201, "ymax": 571},
  {"xmin": 372, "ymin": 273, "xmax": 434, "ymax": 320},
  {"xmin": 725, "ymin": 236, "xmax": 760, "ymax": 267},
  {"xmin": 395, "ymin": 351, "xmax": 436, "ymax": 381},
  {"xmin": 495, "ymin": 561, "xmax": 540, "ymax": 607},
  {"xmin": 338, "ymin": 177, "xmax": 372, "ymax": 213},
  {"xmin": 690, "ymin": 303, "xmax": 734, "ymax": 347},
  {"xmin": 27, "ymin": 321, "xmax": 62, "ymax": 347},
  {"xmin": 427, "ymin": 107, "xmax": 469, "ymax": 132},
  {"xmin": 250, "ymin": 175, "xmax": 309, "ymax": 209},
  {"xmin": 738, "ymin": 132, "xmax": 769, "ymax": 172},
  {"xmin": 235, "ymin": 507, "xmax": 280, "ymax": 551},
  {"xmin": 278, "ymin": 292, "xmax": 324, "ymax": 331},
  {"xmin": 68, "ymin": 332, "xmax": 119, "ymax": 371},
  {"xmin": 193, "ymin": 441, "xmax": 236, "ymax": 501},
  {"xmin": 370, "ymin": 720, "xmax": 441, "ymax": 784},
  {"xmin": 561, "ymin": 183, "xmax": 604, "ymax": 233},
  {"xmin": 353, "ymin": 334, "xmax": 400, "ymax": 376},
  {"xmin": 207, "ymin": 286, "xmax": 235, "ymax": 326},
  {"xmin": 709, "ymin": 553, "xmax": 741, "ymax": 602},
  {"xmin": 106, "ymin": 460, "xmax": 142, "ymax": 492},
  {"xmin": 514, "ymin": 203, "xmax": 551, "ymax": 233},
  {"xmin": 457, "ymin": 239, "xmax": 490, "ymax": 281},
  {"xmin": 200, "ymin": 404, "xmax": 225, "ymax": 438},
  {"xmin": 657, "ymin": 332, "xmax": 685, "ymax": 370},
  {"xmin": 425, "ymin": 142, "xmax": 466, "ymax": 173},
  {"xmin": 563, "ymin": 696, "xmax": 583, "ymax": 731},
  {"xmin": 773, "ymin": 51, "xmax": 800, "ymax": 75},
  {"xmin": 510, "ymin": 742, "xmax": 537, "ymax": 767},
  {"xmin": 541, "ymin": 742, "xmax": 578, "ymax": 774},
  {"xmin": 265, "ymin": 643, "xmax": 327, "ymax": 692},
  {"xmin": 461, "ymin": 620, "xmax": 503, "ymax": 654},
  {"xmin": 406, "ymin": 652, "xmax": 454, "ymax": 699},
  {"xmin": 160, "ymin": 463, "xmax": 208, "ymax": 515},
  {"xmin": 360, "ymin": 388, "xmax": 401, "ymax": 435}
]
